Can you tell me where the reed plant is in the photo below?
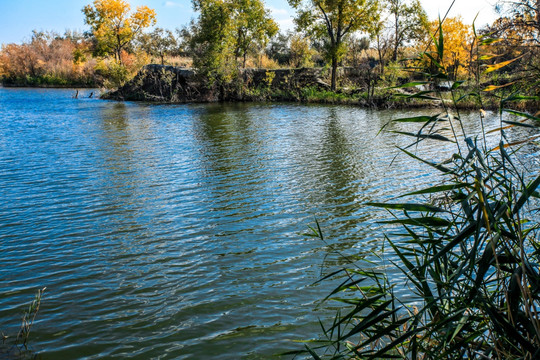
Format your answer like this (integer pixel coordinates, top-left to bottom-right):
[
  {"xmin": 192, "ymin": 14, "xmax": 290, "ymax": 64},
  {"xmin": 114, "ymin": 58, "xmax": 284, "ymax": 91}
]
[
  {"xmin": 1, "ymin": 288, "xmax": 45, "ymax": 359},
  {"xmin": 293, "ymin": 20, "xmax": 540, "ymax": 360}
]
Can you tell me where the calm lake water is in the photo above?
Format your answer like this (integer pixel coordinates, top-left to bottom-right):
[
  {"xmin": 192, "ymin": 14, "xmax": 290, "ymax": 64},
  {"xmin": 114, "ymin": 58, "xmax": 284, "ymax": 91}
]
[{"xmin": 0, "ymin": 88, "xmax": 538, "ymax": 359}]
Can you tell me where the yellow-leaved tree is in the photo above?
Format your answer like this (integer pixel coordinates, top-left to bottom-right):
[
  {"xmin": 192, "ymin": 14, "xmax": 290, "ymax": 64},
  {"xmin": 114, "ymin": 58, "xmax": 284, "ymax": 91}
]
[
  {"xmin": 425, "ymin": 16, "xmax": 474, "ymax": 80},
  {"xmin": 83, "ymin": 0, "xmax": 156, "ymax": 63}
]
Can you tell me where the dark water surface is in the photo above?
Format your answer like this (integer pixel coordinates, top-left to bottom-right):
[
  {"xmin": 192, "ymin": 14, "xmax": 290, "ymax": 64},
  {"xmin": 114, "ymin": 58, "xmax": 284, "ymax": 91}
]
[{"xmin": 0, "ymin": 88, "xmax": 538, "ymax": 359}]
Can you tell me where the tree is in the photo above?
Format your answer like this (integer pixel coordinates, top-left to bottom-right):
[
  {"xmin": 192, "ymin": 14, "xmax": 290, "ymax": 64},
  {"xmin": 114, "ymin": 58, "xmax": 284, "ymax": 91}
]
[
  {"xmin": 481, "ymin": 17, "xmax": 527, "ymax": 65},
  {"xmin": 288, "ymin": 0, "xmax": 379, "ymax": 90},
  {"xmin": 139, "ymin": 28, "xmax": 177, "ymax": 65},
  {"xmin": 386, "ymin": 0, "xmax": 428, "ymax": 61},
  {"xmin": 484, "ymin": 1, "xmax": 540, "ymax": 94},
  {"xmin": 344, "ymin": 35, "xmax": 370, "ymax": 67},
  {"xmin": 83, "ymin": 0, "xmax": 156, "ymax": 63},
  {"xmin": 496, "ymin": 0, "xmax": 540, "ymax": 41},
  {"xmin": 266, "ymin": 31, "xmax": 292, "ymax": 65},
  {"xmin": 371, "ymin": 18, "xmax": 392, "ymax": 74},
  {"xmin": 190, "ymin": 0, "xmax": 279, "ymax": 80},
  {"xmin": 289, "ymin": 34, "xmax": 315, "ymax": 67},
  {"xmin": 425, "ymin": 17, "xmax": 474, "ymax": 80},
  {"xmin": 190, "ymin": 0, "xmax": 235, "ymax": 80},
  {"xmin": 176, "ymin": 23, "xmax": 194, "ymax": 57},
  {"xmin": 232, "ymin": 0, "xmax": 278, "ymax": 68},
  {"xmin": 63, "ymin": 29, "xmax": 86, "ymax": 44}
]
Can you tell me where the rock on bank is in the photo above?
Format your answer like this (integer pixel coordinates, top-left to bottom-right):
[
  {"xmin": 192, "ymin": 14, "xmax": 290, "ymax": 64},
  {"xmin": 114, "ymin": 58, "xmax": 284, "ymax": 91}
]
[{"xmin": 102, "ymin": 64, "xmax": 333, "ymax": 102}]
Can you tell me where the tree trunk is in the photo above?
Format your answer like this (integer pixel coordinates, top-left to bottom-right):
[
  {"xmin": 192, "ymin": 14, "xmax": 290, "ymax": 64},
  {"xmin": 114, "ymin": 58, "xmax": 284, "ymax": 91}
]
[
  {"xmin": 331, "ymin": 57, "xmax": 338, "ymax": 91},
  {"xmin": 116, "ymin": 48, "xmax": 122, "ymax": 64},
  {"xmin": 161, "ymin": 55, "xmax": 165, "ymax": 66},
  {"xmin": 377, "ymin": 34, "xmax": 386, "ymax": 76},
  {"xmin": 392, "ymin": 44, "xmax": 399, "ymax": 62},
  {"xmin": 392, "ymin": 26, "xmax": 399, "ymax": 61},
  {"xmin": 116, "ymin": 33, "xmax": 122, "ymax": 64},
  {"xmin": 392, "ymin": 4, "xmax": 399, "ymax": 62}
]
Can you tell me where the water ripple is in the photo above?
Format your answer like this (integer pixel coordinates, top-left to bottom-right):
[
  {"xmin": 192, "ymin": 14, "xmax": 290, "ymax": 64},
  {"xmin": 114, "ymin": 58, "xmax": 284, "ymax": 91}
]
[{"xmin": 1, "ymin": 89, "xmax": 538, "ymax": 359}]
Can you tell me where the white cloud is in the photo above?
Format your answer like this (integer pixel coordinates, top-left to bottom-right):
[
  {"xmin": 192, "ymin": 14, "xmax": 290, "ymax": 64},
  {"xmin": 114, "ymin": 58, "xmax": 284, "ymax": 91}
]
[
  {"xmin": 164, "ymin": 1, "xmax": 183, "ymax": 8},
  {"xmin": 267, "ymin": 6, "xmax": 290, "ymax": 18},
  {"xmin": 266, "ymin": 6, "xmax": 294, "ymax": 30},
  {"xmin": 277, "ymin": 18, "xmax": 295, "ymax": 31}
]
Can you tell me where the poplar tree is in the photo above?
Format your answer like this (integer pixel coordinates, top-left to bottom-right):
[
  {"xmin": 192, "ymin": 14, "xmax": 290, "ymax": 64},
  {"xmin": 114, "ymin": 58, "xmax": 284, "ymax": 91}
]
[
  {"xmin": 139, "ymin": 28, "xmax": 177, "ymax": 65},
  {"xmin": 288, "ymin": 0, "xmax": 380, "ymax": 90},
  {"xmin": 190, "ymin": 0, "xmax": 278, "ymax": 80},
  {"xmin": 387, "ymin": 0, "xmax": 428, "ymax": 61}
]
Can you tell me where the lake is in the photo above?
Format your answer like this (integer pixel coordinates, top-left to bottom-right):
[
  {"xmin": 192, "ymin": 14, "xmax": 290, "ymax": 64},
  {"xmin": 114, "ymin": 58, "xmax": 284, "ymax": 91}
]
[{"xmin": 0, "ymin": 88, "xmax": 538, "ymax": 359}]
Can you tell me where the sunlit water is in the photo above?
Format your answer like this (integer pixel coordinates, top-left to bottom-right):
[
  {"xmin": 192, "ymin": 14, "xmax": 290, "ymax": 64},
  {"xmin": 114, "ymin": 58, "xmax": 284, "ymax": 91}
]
[{"xmin": 0, "ymin": 88, "xmax": 538, "ymax": 359}]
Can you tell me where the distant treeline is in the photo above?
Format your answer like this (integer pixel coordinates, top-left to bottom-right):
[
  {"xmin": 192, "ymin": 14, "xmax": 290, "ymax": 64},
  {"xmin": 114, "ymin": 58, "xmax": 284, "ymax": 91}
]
[
  {"xmin": 0, "ymin": 31, "xmax": 98, "ymax": 87},
  {"xmin": 0, "ymin": 28, "xmax": 190, "ymax": 88}
]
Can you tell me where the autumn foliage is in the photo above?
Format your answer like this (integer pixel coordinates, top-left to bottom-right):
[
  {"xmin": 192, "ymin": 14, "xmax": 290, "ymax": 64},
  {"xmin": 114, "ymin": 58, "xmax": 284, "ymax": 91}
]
[
  {"xmin": 83, "ymin": 0, "xmax": 156, "ymax": 63},
  {"xmin": 423, "ymin": 17, "xmax": 475, "ymax": 80},
  {"xmin": 0, "ymin": 32, "xmax": 97, "ymax": 86},
  {"xmin": 0, "ymin": 0, "xmax": 158, "ymax": 88}
]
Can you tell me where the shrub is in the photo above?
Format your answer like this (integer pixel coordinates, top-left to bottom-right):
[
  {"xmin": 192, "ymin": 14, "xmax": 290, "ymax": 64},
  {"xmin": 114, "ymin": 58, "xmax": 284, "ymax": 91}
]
[{"xmin": 94, "ymin": 59, "xmax": 129, "ymax": 89}]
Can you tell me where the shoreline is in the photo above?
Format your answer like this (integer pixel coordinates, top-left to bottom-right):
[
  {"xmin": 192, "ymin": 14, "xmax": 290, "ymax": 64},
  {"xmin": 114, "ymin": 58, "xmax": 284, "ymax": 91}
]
[
  {"xmin": 1, "ymin": 83, "xmax": 97, "ymax": 89},
  {"xmin": 1, "ymin": 83, "xmax": 531, "ymax": 112},
  {"xmin": 3, "ymin": 66, "xmax": 537, "ymax": 112},
  {"xmin": 100, "ymin": 65, "xmax": 539, "ymax": 112}
]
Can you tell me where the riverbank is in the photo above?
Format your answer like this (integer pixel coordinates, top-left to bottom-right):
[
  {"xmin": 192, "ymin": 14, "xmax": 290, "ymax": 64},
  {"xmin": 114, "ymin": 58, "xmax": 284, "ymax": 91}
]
[
  {"xmin": 0, "ymin": 71, "xmax": 98, "ymax": 88},
  {"xmin": 102, "ymin": 64, "xmax": 539, "ymax": 111},
  {"xmin": 2, "ymin": 83, "xmax": 97, "ymax": 89},
  {"xmin": 3, "ymin": 64, "xmax": 537, "ymax": 111},
  {"xmin": 0, "ymin": 84, "xmax": 99, "ymax": 89},
  {"xmin": 101, "ymin": 65, "xmax": 427, "ymax": 108},
  {"xmin": 1, "ymin": 79, "xmax": 97, "ymax": 88}
]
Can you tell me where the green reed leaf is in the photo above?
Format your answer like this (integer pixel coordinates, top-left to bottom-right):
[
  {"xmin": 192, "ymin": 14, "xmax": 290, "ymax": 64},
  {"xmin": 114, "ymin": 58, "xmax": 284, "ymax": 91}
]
[
  {"xmin": 379, "ymin": 217, "xmax": 452, "ymax": 227},
  {"xmin": 391, "ymin": 115, "xmax": 440, "ymax": 123},
  {"xmin": 366, "ymin": 202, "xmax": 447, "ymax": 213},
  {"xmin": 399, "ymin": 183, "xmax": 469, "ymax": 197},
  {"xmin": 501, "ymin": 120, "xmax": 538, "ymax": 129},
  {"xmin": 391, "ymin": 131, "xmax": 453, "ymax": 142},
  {"xmin": 503, "ymin": 109, "xmax": 540, "ymax": 122},
  {"xmin": 513, "ymin": 174, "xmax": 540, "ymax": 215}
]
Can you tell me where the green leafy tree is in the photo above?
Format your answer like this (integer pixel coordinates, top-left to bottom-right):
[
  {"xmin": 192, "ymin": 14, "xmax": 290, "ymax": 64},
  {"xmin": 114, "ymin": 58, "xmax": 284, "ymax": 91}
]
[
  {"xmin": 233, "ymin": 0, "xmax": 278, "ymax": 68},
  {"xmin": 191, "ymin": 0, "xmax": 235, "ymax": 81},
  {"xmin": 139, "ymin": 28, "xmax": 177, "ymax": 65},
  {"xmin": 83, "ymin": 0, "xmax": 156, "ymax": 63},
  {"xmin": 386, "ymin": 0, "xmax": 428, "ymax": 61},
  {"xmin": 191, "ymin": 0, "xmax": 279, "ymax": 80},
  {"xmin": 289, "ymin": 34, "xmax": 315, "ymax": 67},
  {"xmin": 288, "ymin": 0, "xmax": 379, "ymax": 90}
]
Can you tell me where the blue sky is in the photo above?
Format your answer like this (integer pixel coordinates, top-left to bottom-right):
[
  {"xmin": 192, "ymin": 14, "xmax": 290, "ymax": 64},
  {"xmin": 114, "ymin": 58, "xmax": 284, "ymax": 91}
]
[{"xmin": 0, "ymin": 0, "xmax": 497, "ymax": 45}]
